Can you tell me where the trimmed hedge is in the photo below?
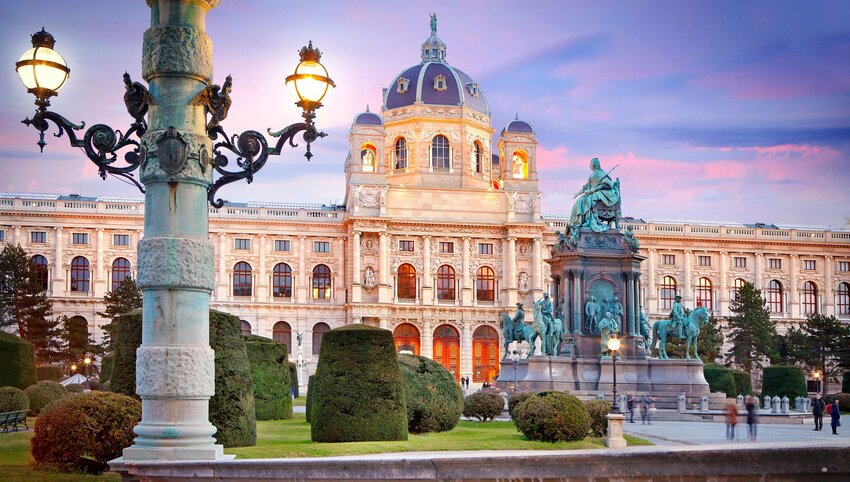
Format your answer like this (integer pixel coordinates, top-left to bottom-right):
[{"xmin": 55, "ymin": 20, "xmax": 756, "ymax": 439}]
[
  {"xmin": 305, "ymin": 375, "xmax": 314, "ymax": 424},
  {"xmin": 0, "ymin": 386, "xmax": 29, "ymax": 412},
  {"xmin": 508, "ymin": 393, "xmax": 534, "ymax": 420},
  {"xmin": 462, "ymin": 392, "xmax": 504, "ymax": 422},
  {"xmin": 244, "ymin": 334, "xmax": 292, "ymax": 420},
  {"xmin": 289, "ymin": 362, "xmax": 299, "ymax": 398},
  {"xmin": 704, "ymin": 364, "xmax": 736, "ymax": 396},
  {"xmin": 731, "ymin": 370, "xmax": 753, "ymax": 396},
  {"xmin": 761, "ymin": 365, "xmax": 807, "ymax": 399},
  {"xmin": 0, "ymin": 332, "xmax": 36, "ymax": 389},
  {"xmin": 842, "ymin": 372, "xmax": 850, "ymax": 394},
  {"xmin": 398, "ymin": 353, "xmax": 463, "ymax": 433},
  {"xmin": 36, "ymin": 365, "xmax": 65, "ymax": 382},
  {"xmin": 32, "ymin": 391, "xmax": 141, "ymax": 474},
  {"xmin": 311, "ymin": 325, "xmax": 408, "ymax": 442},
  {"xmin": 110, "ymin": 309, "xmax": 257, "ymax": 448},
  {"xmin": 513, "ymin": 391, "xmax": 592, "ymax": 442},
  {"xmin": 24, "ymin": 380, "xmax": 67, "ymax": 415},
  {"xmin": 825, "ymin": 393, "xmax": 850, "ymax": 412},
  {"xmin": 584, "ymin": 399, "xmax": 612, "ymax": 437},
  {"xmin": 99, "ymin": 354, "xmax": 114, "ymax": 383}
]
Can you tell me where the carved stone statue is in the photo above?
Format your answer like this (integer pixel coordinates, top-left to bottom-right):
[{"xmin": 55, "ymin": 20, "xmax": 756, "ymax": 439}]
[
  {"xmin": 624, "ymin": 226, "xmax": 640, "ymax": 252},
  {"xmin": 296, "ymin": 332, "xmax": 304, "ymax": 347},
  {"xmin": 638, "ymin": 306, "xmax": 651, "ymax": 343},
  {"xmin": 569, "ymin": 158, "xmax": 620, "ymax": 230},
  {"xmin": 598, "ymin": 311, "xmax": 619, "ymax": 355},
  {"xmin": 518, "ymin": 272, "xmax": 530, "ymax": 291},
  {"xmin": 611, "ymin": 297, "xmax": 624, "ymax": 332},
  {"xmin": 584, "ymin": 296, "xmax": 600, "ymax": 333},
  {"xmin": 363, "ymin": 266, "xmax": 376, "ymax": 287}
]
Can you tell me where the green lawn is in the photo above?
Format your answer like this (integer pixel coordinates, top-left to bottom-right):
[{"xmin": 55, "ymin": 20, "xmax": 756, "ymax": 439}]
[{"xmin": 292, "ymin": 396, "xmax": 306, "ymax": 406}]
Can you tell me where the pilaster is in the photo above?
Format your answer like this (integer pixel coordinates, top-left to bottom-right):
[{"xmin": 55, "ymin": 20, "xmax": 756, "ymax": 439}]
[
  {"xmin": 352, "ymin": 231, "xmax": 362, "ymax": 303},
  {"xmin": 52, "ymin": 226, "xmax": 64, "ymax": 296}
]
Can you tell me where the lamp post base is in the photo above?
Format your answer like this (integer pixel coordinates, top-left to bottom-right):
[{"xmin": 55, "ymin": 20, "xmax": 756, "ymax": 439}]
[{"xmin": 605, "ymin": 413, "xmax": 627, "ymax": 449}]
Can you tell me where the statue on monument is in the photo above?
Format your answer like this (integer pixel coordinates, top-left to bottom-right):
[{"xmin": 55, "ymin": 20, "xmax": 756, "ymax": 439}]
[
  {"xmin": 598, "ymin": 311, "xmax": 619, "ymax": 355},
  {"xmin": 569, "ymin": 158, "xmax": 621, "ymax": 231},
  {"xmin": 585, "ymin": 296, "xmax": 600, "ymax": 333},
  {"xmin": 500, "ymin": 302, "xmax": 542, "ymax": 357},
  {"xmin": 623, "ymin": 225, "xmax": 640, "ymax": 252},
  {"xmin": 611, "ymin": 296, "xmax": 624, "ymax": 332},
  {"xmin": 638, "ymin": 306, "xmax": 651, "ymax": 343},
  {"xmin": 669, "ymin": 295, "xmax": 687, "ymax": 339}
]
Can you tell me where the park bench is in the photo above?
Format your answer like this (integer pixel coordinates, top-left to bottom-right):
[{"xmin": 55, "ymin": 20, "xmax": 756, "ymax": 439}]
[{"xmin": 0, "ymin": 410, "xmax": 29, "ymax": 432}]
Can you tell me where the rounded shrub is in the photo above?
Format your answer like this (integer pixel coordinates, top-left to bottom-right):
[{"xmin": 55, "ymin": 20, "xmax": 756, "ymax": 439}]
[
  {"xmin": 24, "ymin": 380, "xmax": 67, "ymax": 415},
  {"xmin": 583, "ymin": 399, "xmax": 612, "ymax": 437},
  {"xmin": 305, "ymin": 375, "xmax": 314, "ymax": 424},
  {"xmin": 462, "ymin": 392, "xmax": 504, "ymax": 422},
  {"xmin": 513, "ymin": 391, "xmax": 592, "ymax": 442},
  {"xmin": 311, "ymin": 325, "xmax": 408, "ymax": 442},
  {"xmin": 0, "ymin": 332, "xmax": 36, "ymax": 389},
  {"xmin": 761, "ymin": 365, "xmax": 806, "ymax": 399},
  {"xmin": 508, "ymin": 393, "xmax": 534, "ymax": 420},
  {"xmin": 731, "ymin": 370, "xmax": 753, "ymax": 396},
  {"xmin": 244, "ymin": 334, "xmax": 292, "ymax": 420},
  {"xmin": 703, "ymin": 364, "xmax": 736, "ymax": 396},
  {"xmin": 0, "ymin": 386, "xmax": 29, "ymax": 412},
  {"xmin": 32, "ymin": 391, "xmax": 141, "ymax": 474},
  {"xmin": 825, "ymin": 393, "xmax": 850, "ymax": 412},
  {"xmin": 36, "ymin": 365, "xmax": 64, "ymax": 382},
  {"xmin": 398, "ymin": 353, "xmax": 463, "ymax": 433},
  {"xmin": 66, "ymin": 383, "xmax": 84, "ymax": 394}
]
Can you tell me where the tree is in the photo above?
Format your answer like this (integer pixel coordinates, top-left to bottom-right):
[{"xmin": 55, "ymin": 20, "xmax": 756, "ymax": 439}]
[
  {"xmin": 58, "ymin": 315, "xmax": 104, "ymax": 373},
  {"xmin": 783, "ymin": 314, "xmax": 850, "ymax": 384},
  {"xmin": 724, "ymin": 282, "xmax": 778, "ymax": 373},
  {"xmin": 0, "ymin": 244, "xmax": 62, "ymax": 363},
  {"xmin": 97, "ymin": 277, "xmax": 142, "ymax": 351}
]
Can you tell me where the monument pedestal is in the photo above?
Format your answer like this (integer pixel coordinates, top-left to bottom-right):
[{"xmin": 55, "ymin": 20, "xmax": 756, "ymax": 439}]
[{"xmin": 605, "ymin": 413, "xmax": 627, "ymax": 448}]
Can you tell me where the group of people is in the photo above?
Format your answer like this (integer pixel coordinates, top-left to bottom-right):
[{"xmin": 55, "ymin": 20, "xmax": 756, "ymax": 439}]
[
  {"xmin": 725, "ymin": 396, "xmax": 760, "ymax": 441},
  {"xmin": 459, "ymin": 376, "xmax": 470, "ymax": 390},
  {"xmin": 584, "ymin": 296, "xmax": 624, "ymax": 334},
  {"xmin": 812, "ymin": 394, "xmax": 842, "ymax": 435},
  {"xmin": 625, "ymin": 394, "xmax": 655, "ymax": 425}
]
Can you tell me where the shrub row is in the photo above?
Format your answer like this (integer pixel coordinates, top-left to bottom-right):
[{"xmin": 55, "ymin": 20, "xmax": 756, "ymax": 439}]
[
  {"xmin": 762, "ymin": 365, "xmax": 807, "ymax": 399},
  {"xmin": 0, "ymin": 332, "xmax": 36, "ymax": 389}
]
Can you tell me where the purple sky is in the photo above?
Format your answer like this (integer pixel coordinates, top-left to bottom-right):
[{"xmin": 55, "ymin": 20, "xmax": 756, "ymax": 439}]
[{"xmin": 1, "ymin": 1, "xmax": 848, "ymax": 227}]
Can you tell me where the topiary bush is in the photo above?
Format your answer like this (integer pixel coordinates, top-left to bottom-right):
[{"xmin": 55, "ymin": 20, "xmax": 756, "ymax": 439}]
[
  {"xmin": 825, "ymin": 393, "xmax": 850, "ymax": 412},
  {"xmin": 36, "ymin": 365, "xmax": 64, "ymax": 382},
  {"xmin": 761, "ymin": 365, "xmax": 807, "ymax": 399},
  {"xmin": 731, "ymin": 370, "xmax": 753, "ymax": 395},
  {"xmin": 243, "ymin": 334, "xmax": 292, "ymax": 420},
  {"xmin": 513, "ymin": 391, "xmax": 592, "ymax": 442},
  {"xmin": 32, "ymin": 391, "xmax": 141, "ymax": 474},
  {"xmin": 584, "ymin": 399, "xmax": 612, "ymax": 437},
  {"xmin": 99, "ymin": 354, "xmax": 114, "ymax": 382},
  {"xmin": 398, "ymin": 353, "xmax": 463, "ymax": 433},
  {"xmin": 842, "ymin": 372, "xmax": 850, "ymax": 394},
  {"xmin": 508, "ymin": 393, "xmax": 534, "ymax": 420},
  {"xmin": 24, "ymin": 380, "xmax": 67, "ymax": 415},
  {"xmin": 703, "ymin": 364, "xmax": 736, "ymax": 396},
  {"xmin": 66, "ymin": 383, "xmax": 84, "ymax": 394},
  {"xmin": 0, "ymin": 332, "xmax": 36, "ymax": 389},
  {"xmin": 289, "ymin": 362, "xmax": 299, "ymax": 398},
  {"xmin": 311, "ymin": 325, "xmax": 408, "ymax": 442},
  {"xmin": 0, "ymin": 386, "xmax": 29, "ymax": 412},
  {"xmin": 305, "ymin": 375, "xmax": 314, "ymax": 424},
  {"xmin": 109, "ymin": 310, "xmax": 142, "ymax": 398},
  {"xmin": 462, "ymin": 392, "xmax": 504, "ymax": 422}
]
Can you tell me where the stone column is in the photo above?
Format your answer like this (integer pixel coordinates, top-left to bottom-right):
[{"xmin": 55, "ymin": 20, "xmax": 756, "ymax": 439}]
[
  {"xmin": 719, "ymin": 251, "xmax": 728, "ymax": 316},
  {"xmin": 461, "ymin": 322, "xmax": 473, "ymax": 382},
  {"xmin": 94, "ymin": 228, "xmax": 105, "ymax": 296},
  {"xmin": 422, "ymin": 236, "xmax": 432, "ymax": 304},
  {"xmin": 422, "ymin": 319, "xmax": 433, "ymax": 358},
  {"xmin": 379, "ymin": 232, "xmax": 390, "ymax": 303},
  {"xmin": 790, "ymin": 255, "xmax": 800, "ymax": 318},
  {"xmin": 825, "ymin": 256, "xmax": 834, "ymax": 315},
  {"xmin": 501, "ymin": 238, "xmax": 511, "ymax": 290},
  {"xmin": 352, "ymin": 231, "xmax": 362, "ymax": 303},
  {"xmin": 52, "ymin": 226, "xmax": 64, "ymax": 296},
  {"xmin": 13, "ymin": 225, "xmax": 21, "ymax": 244},
  {"xmin": 683, "ymin": 250, "xmax": 692, "ymax": 303},
  {"xmin": 122, "ymin": 0, "xmax": 222, "ymax": 462}
]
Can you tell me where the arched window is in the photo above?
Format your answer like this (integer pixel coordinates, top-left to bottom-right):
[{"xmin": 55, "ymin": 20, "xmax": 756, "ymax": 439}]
[
  {"xmin": 240, "ymin": 320, "xmax": 251, "ymax": 335},
  {"xmin": 733, "ymin": 278, "xmax": 747, "ymax": 301},
  {"xmin": 660, "ymin": 276, "xmax": 677, "ymax": 310},
  {"xmin": 30, "ymin": 255, "xmax": 49, "ymax": 291},
  {"xmin": 472, "ymin": 325, "xmax": 499, "ymax": 383},
  {"xmin": 511, "ymin": 150, "xmax": 528, "ymax": 179},
  {"xmin": 273, "ymin": 263, "xmax": 293, "ymax": 298},
  {"xmin": 312, "ymin": 264, "xmax": 331, "ymax": 299},
  {"xmin": 70, "ymin": 256, "xmax": 90, "ymax": 292},
  {"xmin": 476, "ymin": 266, "xmax": 495, "ymax": 302},
  {"xmin": 233, "ymin": 262, "xmax": 252, "ymax": 297},
  {"xmin": 360, "ymin": 143, "xmax": 376, "ymax": 172},
  {"xmin": 767, "ymin": 280, "xmax": 783, "ymax": 313},
  {"xmin": 437, "ymin": 265, "xmax": 456, "ymax": 301},
  {"xmin": 397, "ymin": 263, "xmax": 416, "ymax": 300},
  {"xmin": 313, "ymin": 322, "xmax": 330, "ymax": 355},
  {"xmin": 111, "ymin": 257, "xmax": 131, "ymax": 291},
  {"xmin": 696, "ymin": 277, "xmax": 713, "ymax": 310},
  {"xmin": 272, "ymin": 321, "xmax": 292, "ymax": 354},
  {"xmin": 394, "ymin": 137, "xmax": 407, "ymax": 170},
  {"xmin": 393, "ymin": 323, "xmax": 420, "ymax": 355},
  {"xmin": 837, "ymin": 282, "xmax": 850, "ymax": 316},
  {"xmin": 473, "ymin": 141, "xmax": 482, "ymax": 173},
  {"xmin": 802, "ymin": 281, "xmax": 818, "ymax": 315},
  {"xmin": 433, "ymin": 324, "xmax": 460, "ymax": 380},
  {"xmin": 431, "ymin": 135, "xmax": 450, "ymax": 170}
]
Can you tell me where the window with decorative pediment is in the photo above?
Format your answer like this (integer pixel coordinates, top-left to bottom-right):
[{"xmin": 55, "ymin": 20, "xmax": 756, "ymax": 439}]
[
  {"xmin": 431, "ymin": 135, "xmax": 450, "ymax": 170},
  {"xmin": 467, "ymin": 82, "xmax": 479, "ymax": 97},
  {"xmin": 396, "ymin": 77, "xmax": 409, "ymax": 94},
  {"xmin": 434, "ymin": 74, "xmax": 447, "ymax": 91},
  {"xmin": 394, "ymin": 137, "xmax": 408, "ymax": 169}
]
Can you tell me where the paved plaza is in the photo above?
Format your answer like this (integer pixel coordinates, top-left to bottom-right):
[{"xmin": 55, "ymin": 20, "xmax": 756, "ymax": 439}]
[{"xmin": 624, "ymin": 419, "xmax": 849, "ymax": 446}]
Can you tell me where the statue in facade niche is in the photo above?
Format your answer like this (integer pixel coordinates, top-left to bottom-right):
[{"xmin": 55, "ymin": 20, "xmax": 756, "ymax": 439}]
[
  {"xmin": 569, "ymin": 158, "xmax": 621, "ymax": 230},
  {"xmin": 363, "ymin": 267, "xmax": 376, "ymax": 287},
  {"xmin": 585, "ymin": 296, "xmax": 600, "ymax": 333},
  {"xmin": 518, "ymin": 272, "xmax": 529, "ymax": 291},
  {"xmin": 598, "ymin": 311, "xmax": 619, "ymax": 355}
]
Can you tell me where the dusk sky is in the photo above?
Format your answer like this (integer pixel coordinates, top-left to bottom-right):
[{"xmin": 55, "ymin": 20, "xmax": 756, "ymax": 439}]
[{"xmin": 1, "ymin": 1, "xmax": 848, "ymax": 227}]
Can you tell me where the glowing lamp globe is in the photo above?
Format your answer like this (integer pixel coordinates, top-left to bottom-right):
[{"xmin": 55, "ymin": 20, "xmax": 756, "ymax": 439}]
[
  {"xmin": 285, "ymin": 41, "xmax": 334, "ymax": 112},
  {"xmin": 84, "ymin": 357, "xmax": 92, "ymax": 365},
  {"xmin": 15, "ymin": 28, "xmax": 70, "ymax": 102},
  {"xmin": 607, "ymin": 337, "xmax": 621, "ymax": 352}
]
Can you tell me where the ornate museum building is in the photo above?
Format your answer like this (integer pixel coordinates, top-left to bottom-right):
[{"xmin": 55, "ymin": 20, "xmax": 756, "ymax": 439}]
[{"xmin": 2, "ymin": 20, "xmax": 850, "ymax": 385}]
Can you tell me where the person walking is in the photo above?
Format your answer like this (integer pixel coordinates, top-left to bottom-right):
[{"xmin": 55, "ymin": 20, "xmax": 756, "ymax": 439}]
[
  {"xmin": 627, "ymin": 393, "xmax": 635, "ymax": 423},
  {"xmin": 745, "ymin": 395, "xmax": 758, "ymax": 441},
  {"xmin": 830, "ymin": 399, "xmax": 841, "ymax": 435},
  {"xmin": 639, "ymin": 395, "xmax": 652, "ymax": 425},
  {"xmin": 725, "ymin": 401, "xmax": 738, "ymax": 441},
  {"xmin": 813, "ymin": 394, "xmax": 826, "ymax": 431}
]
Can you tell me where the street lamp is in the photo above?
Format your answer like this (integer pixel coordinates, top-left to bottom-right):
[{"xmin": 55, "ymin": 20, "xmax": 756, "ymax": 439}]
[
  {"xmin": 509, "ymin": 350, "xmax": 520, "ymax": 394},
  {"xmin": 70, "ymin": 363, "xmax": 77, "ymax": 373},
  {"xmin": 607, "ymin": 335, "xmax": 621, "ymax": 413},
  {"xmin": 84, "ymin": 356, "xmax": 92, "ymax": 378},
  {"xmin": 813, "ymin": 370, "xmax": 822, "ymax": 394}
]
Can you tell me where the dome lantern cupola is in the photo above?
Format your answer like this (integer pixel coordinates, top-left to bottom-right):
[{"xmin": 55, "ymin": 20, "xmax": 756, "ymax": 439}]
[{"xmin": 421, "ymin": 13, "xmax": 446, "ymax": 63}]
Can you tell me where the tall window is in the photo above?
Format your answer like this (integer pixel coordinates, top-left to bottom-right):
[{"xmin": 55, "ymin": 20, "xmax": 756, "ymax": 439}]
[
  {"xmin": 473, "ymin": 141, "xmax": 482, "ymax": 173},
  {"xmin": 313, "ymin": 322, "xmax": 330, "ymax": 355},
  {"xmin": 837, "ymin": 282, "xmax": 850, "ymax": 316},
  {"xmin": 70, "ymin": 256, "xmax": 90, "ymax": 292},
  {"xmin": 433, "ymin": 324, "xmax": 460, "ymax": 379},
  {"xmin": 312, "ymin": 264, "xmax": 331, "ymax": 299},
  {"xmin": 838, "ymin": 261, "xmax": 850, "ymax": 272},
  {"xmin": 240, "ymin": 320, "xmax": 251, "ymax": 335},
  {"xmin": 431, "ymin": 135, "xmax": 450, "ymax": 170},
  {"xmin": 767, "ymin": 280, "xmax": 783, "ymax": 313},
  {"xmin": 397, "ymin": 263, "xmax": 417, "ymax": 300},
  {"xmin": 273, "ymin": 263, "xmax": 293, "ymax": 298},
  {"xmin": 660, "ymin": 276, "xmax": 677, "ymax": 310},
  {"xmin": 437, "ymin": 265, "xmax": 456, "ymax": 301},
  {"xmin": 476, "ymin": 266, "xmax": 495, "ymax": 302},
  {"xmin": 232, "ymin": 262, "xmax": 252, "ymax": 297},
  {"xmin": 802, "ymin": 281, "xmax": 818, "ymax": 315},
  {"xmin": 733, "ymin": 278, "xmax": 747, "ymax": 301},
  {"xmin": 360, "ymin": 144, "xmax": 377, "ymax": 172},
  {"xmin": 272, "ymin": 321, "xmax": 292, "ymax": 354},
  {"xmin": 111, "ymin": 257, "xmax": 131, "ymax": 291},
  {"xmin": 31, "ymin": 255, "xmax": 49, "ymax": 291},
  {"xmin": 472, "ymin": 325, "xmax": 499, "ymax": 383},
  {"xmin": 395, "ymin": 137, "xmax": 408, "ymax": 169},
  {"xmin": 696, "ymin": 277, "xmax": 713, "ymax": 310}
]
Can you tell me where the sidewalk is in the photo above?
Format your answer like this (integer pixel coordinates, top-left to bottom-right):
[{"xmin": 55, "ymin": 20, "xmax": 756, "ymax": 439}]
[{"xmin": 623, "ymin": 419, "xmax": 849, "ymax": 446}]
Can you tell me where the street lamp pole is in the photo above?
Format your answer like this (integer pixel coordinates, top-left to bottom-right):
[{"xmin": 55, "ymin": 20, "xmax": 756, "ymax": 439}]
[
  {"xmin": 607, "ymin": 336, "xmax": 621, "ymax": 413},
  {"xmin": 511, "ymin": 350, "xmax": 519, "ymax": 394}
]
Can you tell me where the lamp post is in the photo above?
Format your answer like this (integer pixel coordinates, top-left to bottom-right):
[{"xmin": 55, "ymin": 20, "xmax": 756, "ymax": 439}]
[
  {"xmin": 813, "ymin": 370, "xmax": 822, "ymax": 394},
  {"xmin": 83, "ymin": 356, "xmax": 92, "ymax": 378},
  {"xmin": 509, "ymin": 350, "xmax": 520, "ymax": 394},
  {"xmin": 15, "ymin": 0, "xmax": 333, "ymax": 464},
  {"xmin": 607, "ymin": 336, "xmax": 621, "ymax": 413}
]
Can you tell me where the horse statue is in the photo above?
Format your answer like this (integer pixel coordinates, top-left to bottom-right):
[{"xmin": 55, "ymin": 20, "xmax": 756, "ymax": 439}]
[
  {"xmin": 532, "ymin": 300, "xmax": 563, "ymax": 356},
  {"xmin": 549, "ymin": 317, "xmax": 564, "ymax": 355},
  {"xmin": 650, "ymin": 306, "xmax": 710, "ymax": 360},
  {"xmin": 500, "ymin": 308, "xmax": 541, "ymax": 358}
]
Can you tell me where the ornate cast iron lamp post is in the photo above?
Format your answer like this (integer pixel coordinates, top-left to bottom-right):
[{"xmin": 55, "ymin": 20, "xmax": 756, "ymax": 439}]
[
  {"xmin": 509, "ymin": 350, "xmax": 520, "ymax": 394},
  {"xmin": 15, "ymin": 0, "xmax": 333, "ymax": 464},
  {"xmin": 607, "ymin": 336, "xmax": 621, "ymax": 413}
]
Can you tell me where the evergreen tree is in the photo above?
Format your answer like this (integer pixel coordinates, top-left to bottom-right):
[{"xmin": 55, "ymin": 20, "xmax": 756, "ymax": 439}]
[
  {"xmin": 783, "ymin": 313, "xmax": 850, "ymax": 383},
  {"xmin": 724, "ymin": 282, "xmax": 778, "ymax": 372},
  {"xmin": 58, "ymin": 315, "xmax": 104, "ymax": 373},
  {"xmin": 97, "ymin": 276, "xmax": 142, "ymax": 351}
]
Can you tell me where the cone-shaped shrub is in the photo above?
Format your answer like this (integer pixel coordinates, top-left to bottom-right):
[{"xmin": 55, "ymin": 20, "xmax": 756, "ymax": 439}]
[
  {"xmin": 305, "ymin": 375, "xmax": 314, "ymax": 424},
  {"xmin": 398, "ymin": 353, "xmax": 463, "ymax": 433},
  {"xmin": 311, "ymin": 325, "xmax": 407, "ymax": 442},
  {"xmin": 244, "ymin": 334, "xmax": 292, "ymax": 420}
]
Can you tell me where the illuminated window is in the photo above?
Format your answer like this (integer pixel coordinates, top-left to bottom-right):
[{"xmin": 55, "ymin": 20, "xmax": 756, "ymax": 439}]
[
  {"xmin": 312, "ymin": 264, "xmax": 331, "ymax": 299},
  {"xmin": 437, "ymin": 265, "xmax": 456, "ymax": 301},
  {"xmin": 70, "ymin": 256, "xmax": 90, "ymax": 292},
  {"xmin": 837, "ymin": 282, "xmax": 850, "ymax": 315},
  {"xmin": 472, "ymin": 325, "xmax": 499, "ymax": 383},
  {"xmin": 476, "ymin": 266, "xmax": 495, "ymax": 302},
  {"xmin": 272, "ymin": 321, "xmax": 292, "ymax": 354},
  {"xmin": 31, "ymin": 255, "xmax": 48, "ymax": 291},
  {"xmin": 696, "ymin": 277, "xmax": 712, "ymax": 310},
  {"xmin": 360, "ymin": 144, "xmax": 377, "ymax": 172},
  {"xmin": 111, "ymin": 258, "xmax": 131, "ymax": 291},
  {"xmin": 431, "ymin": 135, "xmax": 450, "ymax": 170},
  {"xmin": 767, "ymin": 280, "xmax": 783, "ymax": 313},
  {"xmin": 660, "ymin": 276, "xmax": 677, "ymax": 310},
  {"xmin": 511, "ymin": 151, "xmax": 528, "ymax": 179},
  {"xmin": 393, "ymin": 323, "xmax": 420, "ymax": 355},
  {"xmin": 395, "ymin": 137, "xmax": 408, "ymax": 169},
  {"xmin": 233, "ymin": 262, "xmax": 252, "ymax": 297},
  {"xmin": 273, "ymin": 263, "xmax": 292, "ymax": 298},
  {"xmin": 397, "ymin": 263, "xmax": 416, "ymax": 300},
  {"xmin": 802, "ymin": 281, "xmax": 818, "ymax": 314}
]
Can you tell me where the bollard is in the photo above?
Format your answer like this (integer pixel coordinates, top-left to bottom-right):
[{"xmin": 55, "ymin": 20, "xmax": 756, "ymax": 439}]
[
  {"xmin": 677, "ymin": 393, "xmax": 687, "ymax": 412},
  {"xmin": 781, "ymin": 396, "xmax": 789, "ymax": 414},
  {"xmin": 619, "ymin": 394, "xmax": 628, "ymax": 412},
  {"xmin": 596, "ymin": 393, "xmax": 605, "ymax": 400},
  {"xmin": 763, "ymin": 395, "xmax": 771, "ymax": 410},
  {"xmin": 736, "ymin": 394, "xmax": 744, "ymax": 410},
  {"xmin": 771, "ymin": 395, "xmax": 780, "ymax": 414},
  {"xmin": 794, "ymin": 396, "xmax": 803, "ymax": 412},
  {"xmin": 700, "ymin": 395, "xmax": 710, "ymax": 412}
]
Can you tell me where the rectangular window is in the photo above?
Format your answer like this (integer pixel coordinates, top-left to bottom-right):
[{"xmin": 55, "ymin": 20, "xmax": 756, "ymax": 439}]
[
  {"xmin": 0, "ymin": 230, "xmax": 4, "ymax": 242},
  {"xmin": 838, "ymin": 261, "xmax": 850, "ymax": 272},
  {"xmin": 31, "ymin": 231, "xmax": 46, "ymax": 243},
  {"xmin": 733, "ymin": 257, "xmax": 747, "ymax": 268},
  {"xmin": 698, "ymin": 255, "xmax": 711, "ymax": 267},
  {"xmin": 399, "ymin": 240, "xmax": 414, "ymax": 252},
  {"xmin": 662, "ymin": 254, "xmax": 676, "ymax": 265},
  {"xmin": 113, "ymin": 234, "xmax": 129, "ymax": 246},
  {"xmin": 769, "ymin": 258, "xmax": 782, "ymax": 270},
  {"xmin": 274, "ymin": 239, "xmax": 290, "ymax": 252},
  {"xmin": 234, "ymin": 238, "xmax": 251, "ymax": 250},
  {"xmin": 439, "ymin": 241, "xmax": 454, "ymax": 254},
  {"xmin": 314, "ymin": 241, "xmax": 330, "ymax": 253},
  {"xmin": 478, "ymin": 243, "xmax": 493, "ymax": 255},
  {"xmin": 803, "ymin": 260, "xmax": 816, "ymax": 271},
  {"xmin": 72, "ymin": 233, "xmax": 88, "ymax": 245}
]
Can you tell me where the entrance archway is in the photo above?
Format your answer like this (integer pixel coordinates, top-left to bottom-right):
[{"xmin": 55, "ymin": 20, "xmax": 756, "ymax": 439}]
[
  {"xmin": 433, "ymin": 324, "xmax": 460, "ymax": 380},
  {"xmin": 393, "ymin": 323, "xmax": 420, "ymax": 355},
  {"xmin": 472, "ymin": 325, "xmax": 499, "ymax": 383}
]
